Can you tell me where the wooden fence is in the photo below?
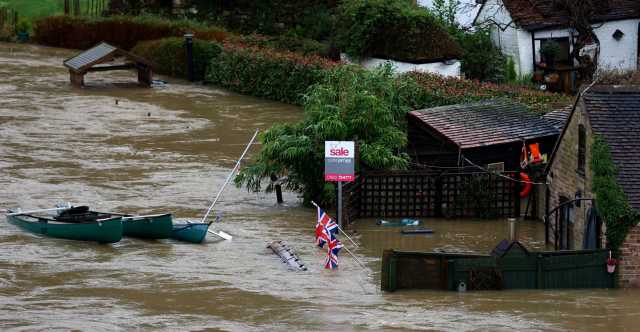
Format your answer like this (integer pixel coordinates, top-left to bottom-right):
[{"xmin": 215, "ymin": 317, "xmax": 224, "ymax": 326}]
[
  {"xmin": 64, "ymin": 0, "xmax": 108, "ymax": 16},
  {"xmin": 342, "ymin": 170, "xmax": 519, "ymax": 225},
  {"xmin": 0, "ymin": 7, "xmax": 18, "ymax": 32},
  {"xmin": 382, "ymin": 249, "xmax": 615, "ymax": 292}
]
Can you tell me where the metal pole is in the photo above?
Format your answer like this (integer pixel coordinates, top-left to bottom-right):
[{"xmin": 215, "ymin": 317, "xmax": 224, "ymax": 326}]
[
  {"xmin": 310, "ymin": 200, "xmax": 358, "ymax": 247},
  {"xmin": 200, "ymin": 129, "xmax": 259, "ymax": 223},
  {"xmin": 184, "ymin": 33, "xmax": 194, "ymax": 82},
  {"xmin": 337, "ymin": 181, "xmax": 343, "ymax": 229}
]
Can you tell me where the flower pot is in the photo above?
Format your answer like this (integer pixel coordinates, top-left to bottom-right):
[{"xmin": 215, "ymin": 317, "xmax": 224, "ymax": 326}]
[
  {"xmin": 607, "ymin": 264, "xmax": 616, "ymax": 274},
  {"xmin": 17, "ymin": 31, "xmax": 29, "ymax": 43}
]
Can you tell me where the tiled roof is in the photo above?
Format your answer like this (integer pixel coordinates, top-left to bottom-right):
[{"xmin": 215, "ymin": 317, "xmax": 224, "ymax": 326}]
[
  {"xmin": 502, "ymin": 0, "xmax": 640, "ymax": 31},
  {"xmin": 408, "ymin": 100, "xmax": 560, "ymax": 149},
  {"xmin": 542, "ymin": 106, "xmax": 573, "ymax": 129},
  {"xmin": 584, "ymin": 86, "xmax": 640, "ymax": 211}
]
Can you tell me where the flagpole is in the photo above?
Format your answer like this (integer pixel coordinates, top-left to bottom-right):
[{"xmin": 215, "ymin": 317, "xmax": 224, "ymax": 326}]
[
  {"xmin": 310, "ymin": 200, "xmax": 359, "ymax": 248},
  {"xmin": 341, "ymin": 245, "xmax": 367, "ymax": 269}
]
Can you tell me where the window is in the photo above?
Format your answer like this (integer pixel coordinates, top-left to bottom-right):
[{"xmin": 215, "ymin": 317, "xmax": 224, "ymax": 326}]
[{"xmin": 577, "ymin": 124, "xmax": 586, "ymax": 174}]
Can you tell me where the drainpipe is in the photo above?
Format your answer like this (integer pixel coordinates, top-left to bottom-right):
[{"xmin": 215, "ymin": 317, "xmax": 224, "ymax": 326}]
[{"xmin": 184, "ymin": 33, "xmax": 194, "ymax": 82}]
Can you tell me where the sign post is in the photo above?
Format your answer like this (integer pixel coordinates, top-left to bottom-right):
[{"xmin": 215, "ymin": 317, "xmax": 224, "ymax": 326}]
[{"xmin": 324, "ymin": 141, "xmax": 355, "ymax": 228}]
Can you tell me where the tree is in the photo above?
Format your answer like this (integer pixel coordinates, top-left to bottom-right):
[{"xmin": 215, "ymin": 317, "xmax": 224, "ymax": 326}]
[{"xmin": 235, "ymin": 64, "xmax": 425, "ymax": 205}]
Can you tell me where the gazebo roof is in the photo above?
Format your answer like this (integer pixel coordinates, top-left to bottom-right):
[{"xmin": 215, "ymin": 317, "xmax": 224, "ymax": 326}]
[{"xmin": 63, "ymin": 42, "xmax": 151, "ymax": 73}]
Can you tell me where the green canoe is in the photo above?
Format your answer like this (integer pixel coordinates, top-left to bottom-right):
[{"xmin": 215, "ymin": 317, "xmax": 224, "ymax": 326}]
[
  {"xmin": 65, "ymin": 207, "xmax": 173, "ymax": 240},
  {"xmin": 6, "ymin": 210, "xmax": 123, "ymax": 243},
  {"xmin": 121, "ymin": 214, "xmax": 173, "ymax": 239}
]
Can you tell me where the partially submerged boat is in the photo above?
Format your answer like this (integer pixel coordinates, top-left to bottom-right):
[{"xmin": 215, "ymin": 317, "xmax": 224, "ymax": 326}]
[
  {"xmin": 377, "ymin": 218, "xmax": 420, "ymax": 227},
  {"xmin": 170, "ymin": 222, "xmax": 210, "ymax": 244},
  {"xmin": 6, "ymin": 206, "xmax": 123, "ymax": 243}
]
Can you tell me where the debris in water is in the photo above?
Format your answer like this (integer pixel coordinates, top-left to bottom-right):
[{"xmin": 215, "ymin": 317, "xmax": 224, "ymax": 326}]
[{"xmin": 267, "ymin": 240, "xmax": 307, "ymax": 271}]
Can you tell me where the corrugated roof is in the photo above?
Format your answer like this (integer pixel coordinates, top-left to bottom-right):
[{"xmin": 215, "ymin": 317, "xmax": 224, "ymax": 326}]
[
  {"xmin": 584, "ymin": 87, "xmax": 640, "ymax": 211},
  {"xmin": 64, "ymin": 42, "xmax": 117, "ymax": 72},
  {"xmin": 408, "ymin": 100, "xmax": 560, "ymax": 149}
]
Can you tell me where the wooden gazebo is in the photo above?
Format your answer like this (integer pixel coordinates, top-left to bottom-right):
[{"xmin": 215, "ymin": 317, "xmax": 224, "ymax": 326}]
[{"xmin": 63, "ymin": 42, "xmax": 153, "ymax": 87}]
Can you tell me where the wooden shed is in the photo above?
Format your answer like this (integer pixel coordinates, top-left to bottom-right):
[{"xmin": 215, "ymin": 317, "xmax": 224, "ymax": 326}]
[
  {"xmin": 63, "ymin": 42, "xmax": 153, "ymax": 87},
  {"xmin": 406, "ymin": 100, "xmax": 562, "ymax": 171}
]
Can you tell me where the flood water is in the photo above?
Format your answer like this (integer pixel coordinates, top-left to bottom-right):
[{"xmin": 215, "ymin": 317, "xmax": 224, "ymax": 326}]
[{"xmin": 1, "ymin": 43, "xmax": 639, "ymax": 331}]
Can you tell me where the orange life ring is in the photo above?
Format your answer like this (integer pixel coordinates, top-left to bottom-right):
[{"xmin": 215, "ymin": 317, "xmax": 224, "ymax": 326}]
[{"xmin": 519, "ymin": 172, "xmax": 532, "ymax": 198}]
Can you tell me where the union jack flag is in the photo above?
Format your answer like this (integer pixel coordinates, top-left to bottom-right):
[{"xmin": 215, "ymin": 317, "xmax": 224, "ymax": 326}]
[
  {"xmin": 315, "ymin": 207, "xmax": 338, "ymax": 248},
  {"xmin": 324, "ymin": 236, "xmax": 343, "ymax": 269}
]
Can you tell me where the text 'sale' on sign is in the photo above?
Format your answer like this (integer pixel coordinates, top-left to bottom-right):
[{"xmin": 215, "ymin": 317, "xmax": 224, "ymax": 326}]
[{"xmin": 324, "ymin": 141, "xmax": 355, "ymax": 182}]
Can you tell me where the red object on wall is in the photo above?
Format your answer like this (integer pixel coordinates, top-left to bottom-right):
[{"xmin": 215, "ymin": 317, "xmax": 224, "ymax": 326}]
[{"xmin": 519, "ymin": 172, "xmax": 532, "ymax": 198}]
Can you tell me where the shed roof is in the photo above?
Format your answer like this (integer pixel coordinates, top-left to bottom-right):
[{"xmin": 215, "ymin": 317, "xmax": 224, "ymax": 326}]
[
  {"xmin": 584, "ymin": 86, "xmax": 640, "ymax": 211},
  {"xmin": 63, "ymin": 42, "xmax": 150, "ymax": 73},
  {"xmin": 408, "ymin": 100, "xmax": 560, "ymax": 149},
  {"xmin": 485, "ymin": 0, "xmax": 640, "ymax": 31},
  {"xmin": 542, "ymin": 106, "xmax": 572, "ymax": 130}
]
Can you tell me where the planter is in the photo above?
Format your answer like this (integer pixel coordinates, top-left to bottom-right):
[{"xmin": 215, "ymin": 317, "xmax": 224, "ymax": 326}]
[{"xmin": 17, "ymin": 31, "xmax": 29, "ymax": 43}]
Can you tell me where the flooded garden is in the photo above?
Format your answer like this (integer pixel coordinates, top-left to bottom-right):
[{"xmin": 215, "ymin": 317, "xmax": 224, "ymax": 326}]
[{"xmin": 1, "ymin": 43, "xmax": 640, "ymax": 331}]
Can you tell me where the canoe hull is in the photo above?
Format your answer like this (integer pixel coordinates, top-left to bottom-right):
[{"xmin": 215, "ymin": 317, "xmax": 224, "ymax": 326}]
[
  {"xmin": 170, "ymin": 222, "xmax": 208, "ymax": 243},
  {"xmin": 122, "ymin": 214, "xmax": 173, "ymax": 239},
  {"xmin": 6, "ymin": 214, "xmax": 123, "ymax": 243}
]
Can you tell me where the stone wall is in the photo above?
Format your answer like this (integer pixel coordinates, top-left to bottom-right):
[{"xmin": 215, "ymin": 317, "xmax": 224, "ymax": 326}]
[
  {"xmin": 545, "ymin": 101, "xmax": 595, "ymax": 249},
  {"xmin": 619, "ymin": 225, "xmax": 640, "ymax": 287}
]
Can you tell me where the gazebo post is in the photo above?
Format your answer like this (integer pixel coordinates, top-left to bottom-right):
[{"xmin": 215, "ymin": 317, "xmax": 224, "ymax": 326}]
[{"xmin": 69, "ymin": 70, "xmax": 84, "ymax": 87}]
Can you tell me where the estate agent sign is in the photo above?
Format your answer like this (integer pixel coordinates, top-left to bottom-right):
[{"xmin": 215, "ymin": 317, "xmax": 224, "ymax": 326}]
[{"xmin": 324, "ymin": 141, "xmax": 355, "ymax": 182}]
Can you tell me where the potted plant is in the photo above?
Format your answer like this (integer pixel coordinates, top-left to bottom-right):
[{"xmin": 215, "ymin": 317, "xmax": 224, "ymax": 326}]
[
  {"xmin": 607, "ymin": 251, "xmax": 617, "ymax": 274},
  {"xmin": 16, "ymin": 18, "xmax": 31, "ymax": 43},
  {"xmin": 540, "ymin": 40, "xmax": 561, "ymax": 68}
]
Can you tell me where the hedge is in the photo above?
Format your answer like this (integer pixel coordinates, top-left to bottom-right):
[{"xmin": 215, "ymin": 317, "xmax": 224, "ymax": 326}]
[
  {"xmin": 131, "ymin": 38, "xmax": 222, "ymax": 81},
  {"xmin": 32, "ymin": 15, "xmax": 332, "ymax": 59},
  {"xmin": 205, "ymin": 41, "xmax": 340, "ymax": 105},
  {"xmin": 33, "ymin": 15, "xmax": 228, "ymax": 50},
  {"xmin": 335, "ymin": 0, "xmax": 462, "ymax": 63},
  {"xmin": 405, "ymin": 72, "xmax": 571, "ymax": 114}
]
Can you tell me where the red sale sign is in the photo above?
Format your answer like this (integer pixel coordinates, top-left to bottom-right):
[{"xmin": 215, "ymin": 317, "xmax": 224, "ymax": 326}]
[{"xmin": 325, "ymin": 141, "xmax": 355, "ymax": 182}]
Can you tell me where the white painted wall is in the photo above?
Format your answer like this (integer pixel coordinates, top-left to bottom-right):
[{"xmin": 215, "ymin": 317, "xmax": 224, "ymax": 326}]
[
  {"xmin": 594, "ymin": 19, "xmax": 640, "ymax": 71},
  {"xmin": 477, "ymin": 0, "xmax": 640, "ymax": 74},
  {"xmin": 341, "ymin": 54, "xmax": 461, "ymax": 77},
  {"xmin": 474, "ymin": 0, "xmax": 532, "ymax": 77}
]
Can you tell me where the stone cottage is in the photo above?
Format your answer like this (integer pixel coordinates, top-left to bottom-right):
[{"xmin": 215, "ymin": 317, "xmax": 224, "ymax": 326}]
[{"xmin": 545, "ymin": 85, "xmax": 640, "ymax": 286}]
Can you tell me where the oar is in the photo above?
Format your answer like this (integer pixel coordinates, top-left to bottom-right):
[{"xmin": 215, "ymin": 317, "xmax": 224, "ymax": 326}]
[
  {"xmin": 5, "ymin": 206, "xmax": 72, "ymax": 216},
  {"xmin": 199, "ymin": 129, "xmax": 260, "ymax": 240}
]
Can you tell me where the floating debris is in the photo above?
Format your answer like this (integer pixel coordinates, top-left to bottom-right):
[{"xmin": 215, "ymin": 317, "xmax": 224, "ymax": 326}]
[{"xmin": 267, "ymin": 240, "xmax": 307, "ymax": 271}]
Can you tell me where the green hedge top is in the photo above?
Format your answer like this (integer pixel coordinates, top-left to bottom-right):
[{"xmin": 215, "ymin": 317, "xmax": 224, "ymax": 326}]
[
  {"xmin": 335, "ymin": 0, "xmax": 463, "ymax": 63},
  {"xmin": 33, "ymin": 15, "xmax": 228, "ymax": 50}
]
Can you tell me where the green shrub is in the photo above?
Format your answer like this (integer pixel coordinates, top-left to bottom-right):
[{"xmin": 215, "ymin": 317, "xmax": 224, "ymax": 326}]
[
  {"xmin": 405, "ymin": 71, "xmax": 571, "ymax": 114},
  {"xmin": 33, "ymin": 15, "xmax": 228, "ymax": 50},
  {"xmin": 131, "ymin": 38, "xmax": 222, "ymax": 80},
  {"xmin": 591, "ymin": 135, "xmax": 640, "ymax": 250},
  {"xmin": 205, "ymin": 41, "xmax": 339, "ymax": 104},
  {"xmin": 236, "ymin": 64, "xmax": 422, "ymax": 205},
  {"xmin": 16, "ymin": 17, "xmax": 31, "ymax": 34},
  {"xmin": 455, "ymin": 29, "xmax": 506, "ymax": 82},
  {"xmin": 335, "ymin": 0, "xmax": 462, "ymax": 63}
]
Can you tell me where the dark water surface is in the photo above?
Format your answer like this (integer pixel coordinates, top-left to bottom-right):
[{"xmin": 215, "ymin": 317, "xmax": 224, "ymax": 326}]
[{"xmin": 1, "ymin": 43, "xmax": 639, "ymax": 331}]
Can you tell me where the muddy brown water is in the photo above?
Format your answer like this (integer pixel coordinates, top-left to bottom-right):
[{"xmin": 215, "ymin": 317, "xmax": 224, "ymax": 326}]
[{"xmin": 1, "ymin": 43, "xmax": 639, "ymax": 331}]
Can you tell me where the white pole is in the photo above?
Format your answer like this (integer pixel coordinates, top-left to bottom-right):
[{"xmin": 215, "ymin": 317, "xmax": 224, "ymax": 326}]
[
  {"xmin": 5, "ymin": 206, "xmax": 71, "ymax": 216},
  {"xmin": 337, "ymin": 181, "xmax": 343, "ymax": 229},
  {"xmin": 341, "ymin": 244, "xmax": 367, "ymax": 269},
  {"xmin": 200, "ymin": 129, "xmax": 259, "ymax": 224}
]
